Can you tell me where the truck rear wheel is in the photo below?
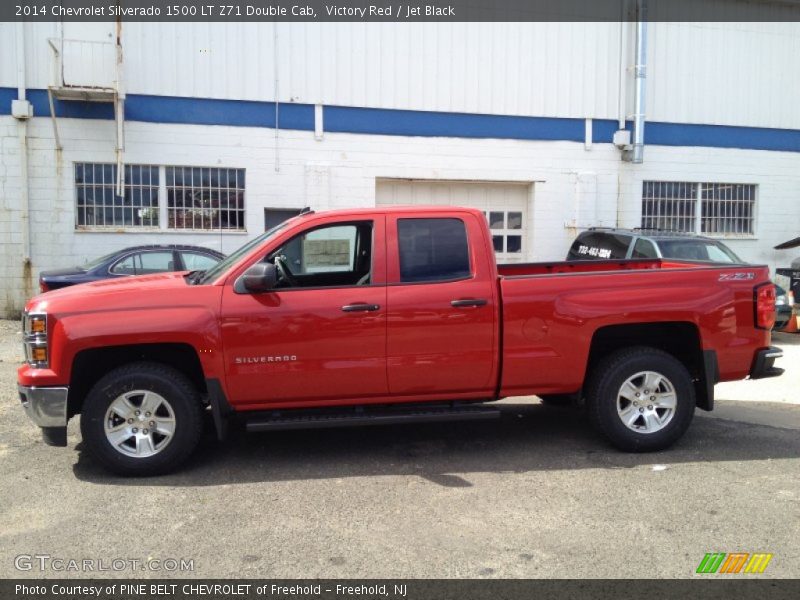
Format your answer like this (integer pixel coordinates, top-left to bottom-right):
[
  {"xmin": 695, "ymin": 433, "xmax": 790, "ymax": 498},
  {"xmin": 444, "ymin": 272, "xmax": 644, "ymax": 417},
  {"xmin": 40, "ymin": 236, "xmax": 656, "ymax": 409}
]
[
  {"xmin": 80, "ymin": 362, "xmax": 203, "ymax": 476},
  {"xmin": 586, "ymin": 347, "xmax": 695, "ymax": 452}
]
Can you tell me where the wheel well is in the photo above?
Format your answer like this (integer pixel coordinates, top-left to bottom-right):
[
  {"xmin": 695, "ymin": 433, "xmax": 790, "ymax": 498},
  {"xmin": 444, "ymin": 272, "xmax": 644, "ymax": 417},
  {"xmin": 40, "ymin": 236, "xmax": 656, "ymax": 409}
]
[
  {"xmin": 68, "ymin": 343, "xmax": 206, "ymax": 418},
  {"xmin": 586, "ymin": 322, "xmax": 709, "ymax": 408}
]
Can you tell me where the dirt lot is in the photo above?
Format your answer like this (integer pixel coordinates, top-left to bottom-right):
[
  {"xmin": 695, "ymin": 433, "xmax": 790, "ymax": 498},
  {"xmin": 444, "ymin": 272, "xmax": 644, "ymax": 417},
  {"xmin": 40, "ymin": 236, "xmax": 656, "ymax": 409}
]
[{"xmin": 1, "ymin": 320, "xmax": 798, "ymax": 579}]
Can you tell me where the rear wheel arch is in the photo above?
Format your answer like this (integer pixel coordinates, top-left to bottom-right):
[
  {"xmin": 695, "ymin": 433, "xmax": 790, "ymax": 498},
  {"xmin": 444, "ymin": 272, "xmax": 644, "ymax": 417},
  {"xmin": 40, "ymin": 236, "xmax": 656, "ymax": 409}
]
[{"xmin": 584, "ymin": 321, "xmax": 712, "ymax": 410}]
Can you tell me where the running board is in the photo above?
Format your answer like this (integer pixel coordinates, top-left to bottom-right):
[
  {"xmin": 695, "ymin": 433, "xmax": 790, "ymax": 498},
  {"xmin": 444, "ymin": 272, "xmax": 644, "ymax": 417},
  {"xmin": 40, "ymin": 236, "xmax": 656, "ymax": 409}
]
[{"xmin": 245, "ymin": 405, "xmax": 501, "ymax": 433}]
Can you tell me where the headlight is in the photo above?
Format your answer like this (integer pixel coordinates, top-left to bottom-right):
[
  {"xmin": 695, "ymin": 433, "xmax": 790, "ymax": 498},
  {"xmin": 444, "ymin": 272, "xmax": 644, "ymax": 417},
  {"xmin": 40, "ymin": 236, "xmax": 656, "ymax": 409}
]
[{"xmin": 22, "ymin": 312, "xmax": 48, "ymax": 368}]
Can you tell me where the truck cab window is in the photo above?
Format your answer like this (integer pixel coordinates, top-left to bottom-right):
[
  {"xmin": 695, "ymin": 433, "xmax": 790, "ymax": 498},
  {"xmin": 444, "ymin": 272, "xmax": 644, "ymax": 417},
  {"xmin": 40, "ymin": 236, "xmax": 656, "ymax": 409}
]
[
  {"xmin": 397, "ymin": 218, "xmax": 471, "ymax": 283},
  {"xmin": 269, "ymin": 221, "xmax": 373, "ymax": 288}
]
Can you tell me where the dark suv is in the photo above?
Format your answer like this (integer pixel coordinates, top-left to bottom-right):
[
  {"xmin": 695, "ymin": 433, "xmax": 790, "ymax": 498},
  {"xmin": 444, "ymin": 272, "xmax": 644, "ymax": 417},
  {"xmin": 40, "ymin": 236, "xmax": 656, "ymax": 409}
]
[{"xmin": 567, "ymin": 228, "xmax": 744, "ymax": 263}]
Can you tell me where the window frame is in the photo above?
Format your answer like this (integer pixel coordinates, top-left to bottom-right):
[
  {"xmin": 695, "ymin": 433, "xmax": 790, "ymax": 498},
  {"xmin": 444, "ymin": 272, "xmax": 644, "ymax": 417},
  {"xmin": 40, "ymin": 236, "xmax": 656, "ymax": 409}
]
[
  {"xmin": 74, "ymin": 163, "xmax": 160, "ymax": 231},
  {"xmin": 483, "ymin": 210, "xmax": 525, "ymax": 260},
  {"xmin": 74, "ymin": 163, "xmax": 248, "ymax": 234},
  {"xmin": 641, "ymin": 180, "xmax": 758, "ymax": 239},
  {"xmin": 177, "ymin": 250, "xmax": 222, "ymax": 272},
  {"xmin": 262, "ymin": 219, "xmax": 380, "ymax": 292},
  {"xmin": 631, "ymin": 237, "xmax": 658, "ymax": 259},
  {"xmin": 165, "ymin": 165, "xmax": 246, "ymax": 232},
  {"xmin": 108, "ymin": 250, "xmax": 178, "ymax": 276},
  {"xmin": 393, "ymin": 217, "xmax": 474, "ymax": 285}
]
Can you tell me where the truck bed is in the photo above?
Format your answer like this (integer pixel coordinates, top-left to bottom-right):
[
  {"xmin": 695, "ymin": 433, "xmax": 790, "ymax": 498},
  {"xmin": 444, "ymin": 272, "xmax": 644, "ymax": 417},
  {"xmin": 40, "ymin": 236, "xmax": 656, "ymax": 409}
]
[{"xmin": 496, "ymin": 258, "xmax": 771, "ymax": 398}]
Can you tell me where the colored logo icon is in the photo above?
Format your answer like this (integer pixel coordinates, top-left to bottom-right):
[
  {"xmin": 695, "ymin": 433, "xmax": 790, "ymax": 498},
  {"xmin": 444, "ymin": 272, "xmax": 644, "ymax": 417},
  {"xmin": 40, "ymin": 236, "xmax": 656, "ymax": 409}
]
[{"xmin": 696, "ymin": 553, "xmax": 773, "ymax": 574}]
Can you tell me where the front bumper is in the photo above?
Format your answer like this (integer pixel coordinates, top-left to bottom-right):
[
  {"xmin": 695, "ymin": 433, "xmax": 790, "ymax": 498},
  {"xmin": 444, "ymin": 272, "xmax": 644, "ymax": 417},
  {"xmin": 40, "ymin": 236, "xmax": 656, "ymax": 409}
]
[
  {"xmin": 18, "ymin": 385, "xmax": 69, "ymax": 446},
  {"xmin": 749, "ymin": 347, "xmax": 784, "ymax": 380}
]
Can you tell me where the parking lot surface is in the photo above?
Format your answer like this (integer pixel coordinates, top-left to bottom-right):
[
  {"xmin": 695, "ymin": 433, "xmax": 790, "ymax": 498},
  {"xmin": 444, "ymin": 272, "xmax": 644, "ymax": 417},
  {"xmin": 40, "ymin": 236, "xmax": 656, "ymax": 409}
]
[{"xmin": 1, "ymin": 320, "xmax": 798, "ymax": 579}]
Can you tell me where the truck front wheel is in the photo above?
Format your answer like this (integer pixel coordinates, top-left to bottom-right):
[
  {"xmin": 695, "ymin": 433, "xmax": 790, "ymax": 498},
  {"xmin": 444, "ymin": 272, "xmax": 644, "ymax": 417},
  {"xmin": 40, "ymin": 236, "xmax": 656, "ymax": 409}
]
[
  {"xmin": 80, "ymin": 362, "xmax": 204, "ymax": 476},
  {"xmin": 586, "ymin": 347, "xmax": 695, "ymax": 452}
]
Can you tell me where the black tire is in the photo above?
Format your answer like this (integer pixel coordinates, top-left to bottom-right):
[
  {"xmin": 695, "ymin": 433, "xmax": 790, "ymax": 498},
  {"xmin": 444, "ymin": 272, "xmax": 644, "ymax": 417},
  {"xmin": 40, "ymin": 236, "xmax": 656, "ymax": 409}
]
[
  {"xmin": 586, "ymin": 347, "xmax": 695, "ymax": 452},
  {"xmin": 80, "ymin": 362, "xmax": 203, "ymax": 476}
]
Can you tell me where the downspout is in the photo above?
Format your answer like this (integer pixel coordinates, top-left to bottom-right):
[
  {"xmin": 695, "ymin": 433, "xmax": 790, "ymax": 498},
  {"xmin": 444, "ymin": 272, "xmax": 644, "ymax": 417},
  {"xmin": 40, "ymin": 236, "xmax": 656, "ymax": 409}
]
[
  {"xmin": 273, "ymin": 22, "xmax": 280, "ymax": 172},
  {"xmin": 617, "ymin": 18, "xmax": 627, "ymax": 130},
  {"xmin": 16, "ymin": 23, "xmax": 32, "ymax": 268},
  {"xmin": 630, "ymin": 0, "xmax": 647, "ymax": 163},
  {"xmin": 114, "ymin": 16, "xmax": 125, "ymax": 196}
]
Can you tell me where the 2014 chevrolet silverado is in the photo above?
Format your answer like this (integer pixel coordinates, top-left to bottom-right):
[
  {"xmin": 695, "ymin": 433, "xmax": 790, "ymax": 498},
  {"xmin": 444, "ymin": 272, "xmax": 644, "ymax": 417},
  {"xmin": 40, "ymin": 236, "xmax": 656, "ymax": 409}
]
[{"xmin": 18, "ymin": 207, "xmax": 783, "ymax": 475}]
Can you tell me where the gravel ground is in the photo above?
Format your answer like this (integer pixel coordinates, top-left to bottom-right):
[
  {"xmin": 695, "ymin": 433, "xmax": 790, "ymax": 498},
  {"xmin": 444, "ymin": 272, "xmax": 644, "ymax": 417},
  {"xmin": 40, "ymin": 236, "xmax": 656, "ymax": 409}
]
[{"xmin": 0, "ymin": 321, "xmax": 798, "ymax": 579}]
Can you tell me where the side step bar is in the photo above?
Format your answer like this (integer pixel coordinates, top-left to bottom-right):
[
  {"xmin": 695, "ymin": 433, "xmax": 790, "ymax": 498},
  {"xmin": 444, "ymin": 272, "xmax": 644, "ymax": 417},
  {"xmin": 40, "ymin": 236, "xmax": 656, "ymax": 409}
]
[{"xmin": 245, "ymin": 404, "xmax": 501, "ymax": 433}]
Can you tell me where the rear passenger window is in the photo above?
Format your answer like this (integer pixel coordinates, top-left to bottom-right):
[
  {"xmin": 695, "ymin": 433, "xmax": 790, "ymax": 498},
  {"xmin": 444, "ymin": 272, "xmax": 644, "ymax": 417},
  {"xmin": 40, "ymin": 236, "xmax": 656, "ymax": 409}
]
[
  {"xmin": 567, "ymin": 233, "xmax": 631, "ymax": 260},
  {"xmin": 398, "ymin": 218, "xmax": 471, "ymax": 283},
  {"xmin": 138, "ymin": 252, "xmax": 176, "ymax": 274},
  {"xmin": 631, "ymin": 239, "xmax": 658, "ymax": 259},
  {"xmin": 180, "ymin": 251, "xmax": 219, "ymax": 271},
  {"xmin": 111, "ymin": 251, "xmax": 175, "ymax": 275}
]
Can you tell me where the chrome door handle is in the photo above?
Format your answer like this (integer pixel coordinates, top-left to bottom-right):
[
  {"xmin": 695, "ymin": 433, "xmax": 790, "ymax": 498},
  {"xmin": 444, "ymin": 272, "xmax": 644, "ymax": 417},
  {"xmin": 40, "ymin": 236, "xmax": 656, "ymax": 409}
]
[
  {"xmin": 450, "ymin": 299, "xmax": 488, "ymax": 308},
  {"xmin": 341, "ymin": 303, "xmax": 381, "ymax": 312}
]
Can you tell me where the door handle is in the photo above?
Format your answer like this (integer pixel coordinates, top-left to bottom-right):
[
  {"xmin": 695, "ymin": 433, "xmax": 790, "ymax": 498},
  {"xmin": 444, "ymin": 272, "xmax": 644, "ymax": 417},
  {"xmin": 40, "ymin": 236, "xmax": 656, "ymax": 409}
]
[
  {"xmin": 450, "ymin": 298, "xmax": 488, "ymax": 308},
  {"xmin": 341, "ymin": 303, "xmax": 381, "ymax": 312}
]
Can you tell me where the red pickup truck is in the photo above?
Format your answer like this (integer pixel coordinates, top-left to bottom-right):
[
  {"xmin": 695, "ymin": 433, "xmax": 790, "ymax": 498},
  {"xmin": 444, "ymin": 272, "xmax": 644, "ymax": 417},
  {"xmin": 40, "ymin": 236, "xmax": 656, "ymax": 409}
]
[{"xmin": 18, "ymin": 207, "xmax": 783, "ymax": 475}]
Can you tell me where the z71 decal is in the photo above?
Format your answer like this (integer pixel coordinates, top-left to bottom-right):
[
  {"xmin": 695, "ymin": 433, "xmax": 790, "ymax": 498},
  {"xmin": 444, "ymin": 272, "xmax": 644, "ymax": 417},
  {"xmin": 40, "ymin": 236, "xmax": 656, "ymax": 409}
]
[{"xmin": 719, "ymin": 272, "xmax": 755, "ymax": 281}]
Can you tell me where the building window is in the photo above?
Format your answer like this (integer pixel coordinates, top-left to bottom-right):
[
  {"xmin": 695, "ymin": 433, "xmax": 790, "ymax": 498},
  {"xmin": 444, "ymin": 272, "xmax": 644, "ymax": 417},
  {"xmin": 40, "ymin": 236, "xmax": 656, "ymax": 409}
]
[
  {"xmin": 700, "ymin": 183, "xmax": 756, "ymax": 235},
  {"xmin": 75, "ymin": 163, "xmax": 159, "ymax": 228},
  {"xmin": 166, "ymin": 167, "xmax": 245, "ymax": 231},
  {"xmin": 641, "ymin": 181, "xmax": 756, "ymax": 236},
  {"xmin": 483, "ymin": 210, "xmax": 524, "ymax": 256}
]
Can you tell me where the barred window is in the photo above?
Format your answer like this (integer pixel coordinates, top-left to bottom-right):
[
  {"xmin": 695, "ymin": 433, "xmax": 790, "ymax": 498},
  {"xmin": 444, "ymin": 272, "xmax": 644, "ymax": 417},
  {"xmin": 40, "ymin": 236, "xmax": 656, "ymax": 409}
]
[
  {"xmin": 166, "ymin": 167, "xmax": 245, "ymax": 231},
  {"xmin": 700, "ymin": 184, "xmax": 756, "ymax": 235},
  {"xmin": 75, "ymin": 163, "xmax": 159, "ymax": 228},
  {"xmin": 641, "ymin": 181, "xmax": 698, "ymax": 232},
  {"xmin": 642, "ymin": 181, "xmax": 756, "ymax": 236}
]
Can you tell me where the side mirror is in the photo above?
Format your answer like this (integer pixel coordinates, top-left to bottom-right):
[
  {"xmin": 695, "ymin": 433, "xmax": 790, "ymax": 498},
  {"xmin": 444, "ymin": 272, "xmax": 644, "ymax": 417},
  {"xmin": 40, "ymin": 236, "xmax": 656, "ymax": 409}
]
[{"xmin": 241, "ymin": 262, "xmax": 278, "ymax": 293}]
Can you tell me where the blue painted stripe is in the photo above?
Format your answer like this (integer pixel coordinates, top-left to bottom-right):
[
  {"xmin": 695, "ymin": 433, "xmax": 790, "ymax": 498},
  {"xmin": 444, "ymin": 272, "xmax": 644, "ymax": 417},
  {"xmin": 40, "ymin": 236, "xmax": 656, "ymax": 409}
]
[
  {"xmin": 1, "ymin": 88, "xmax": 315, "ymax": 129},
  {"xmin": 0, "ymin": 87, "xmax": 17, "ymax": 113},
  {"xmin": 324, "ymin": 104, "xmax": 620, "ymax": 143},
  {"xmin": 647, "ymin": 121, "xmax": 800, "ymax": 153},
  {"xmin": 26, "ymin": 89, "xmax": 115, "ymax": 119},
  {"xmin": 126, "ymin": 94, "xmax": 314, "ymax": 129},
  {"xmin": 2, "ymin": 87, "xmax": 799, "ymax": 152}
]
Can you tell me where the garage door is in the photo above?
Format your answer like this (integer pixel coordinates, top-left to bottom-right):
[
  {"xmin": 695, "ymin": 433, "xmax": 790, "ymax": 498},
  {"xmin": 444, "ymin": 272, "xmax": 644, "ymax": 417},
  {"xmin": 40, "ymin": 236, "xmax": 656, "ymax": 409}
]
[{"xmin": 375, "ymin": 179, "xmax": 531, "ymax": 263}]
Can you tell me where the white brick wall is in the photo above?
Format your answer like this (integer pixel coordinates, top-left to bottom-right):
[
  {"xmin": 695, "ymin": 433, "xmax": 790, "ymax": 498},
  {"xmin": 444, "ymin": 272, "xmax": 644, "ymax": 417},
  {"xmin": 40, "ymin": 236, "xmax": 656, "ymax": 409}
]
[{"xmin": 1, "ymin": 114, "xmax": 799, "ymax": 317}]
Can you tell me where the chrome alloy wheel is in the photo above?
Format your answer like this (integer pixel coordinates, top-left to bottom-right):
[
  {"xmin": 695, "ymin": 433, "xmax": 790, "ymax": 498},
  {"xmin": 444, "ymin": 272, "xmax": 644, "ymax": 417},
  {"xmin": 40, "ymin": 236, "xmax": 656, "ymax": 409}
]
[
  {"xmin": 104, "ymin": 390, "xmax": 176, "ymax": 458},
  {"xmin": 616, "ymin": 371, "xmax": 677, "ymax": 434}
]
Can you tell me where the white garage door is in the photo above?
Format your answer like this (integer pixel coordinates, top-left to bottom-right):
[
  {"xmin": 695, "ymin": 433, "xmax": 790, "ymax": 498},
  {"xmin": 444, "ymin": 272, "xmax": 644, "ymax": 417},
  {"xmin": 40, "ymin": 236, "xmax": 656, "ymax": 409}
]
[{"xmin": 375, "ymin": 179, "xmax": 531, "ymax": 263}]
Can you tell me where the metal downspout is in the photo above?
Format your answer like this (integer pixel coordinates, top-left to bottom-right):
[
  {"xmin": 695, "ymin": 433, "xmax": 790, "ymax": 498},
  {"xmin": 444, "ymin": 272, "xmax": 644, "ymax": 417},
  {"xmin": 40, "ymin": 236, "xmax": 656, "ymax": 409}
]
[
  {"xmin": 630, "ymin": 0, "xmax": 648, "ymax": 163},
  {"xmin": 617, "ymin": 18, "xmax": 627, "ymax": 130},
  {"xmin": 16, "ymin": 23, "xmax": 31, "ymax": 265}
]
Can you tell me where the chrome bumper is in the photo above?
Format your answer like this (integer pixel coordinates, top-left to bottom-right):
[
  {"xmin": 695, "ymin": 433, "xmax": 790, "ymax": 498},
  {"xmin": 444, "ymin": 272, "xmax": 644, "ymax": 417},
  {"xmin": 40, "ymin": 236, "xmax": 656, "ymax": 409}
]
[{"xmin": 18, "ymin": 385, "xmax": 69, "ymax": 446}]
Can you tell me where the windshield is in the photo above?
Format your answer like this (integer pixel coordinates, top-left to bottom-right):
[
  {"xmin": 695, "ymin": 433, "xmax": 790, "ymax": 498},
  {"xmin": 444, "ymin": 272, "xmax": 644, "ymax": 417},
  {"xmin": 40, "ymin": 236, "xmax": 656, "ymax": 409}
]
[
  {"xmin": 196, "ymin": 220, "xmax": 293, "ymax": 284},
  {"xmin": 657, "ymin": 239, "xmax": 742, "ymax": 263}
]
